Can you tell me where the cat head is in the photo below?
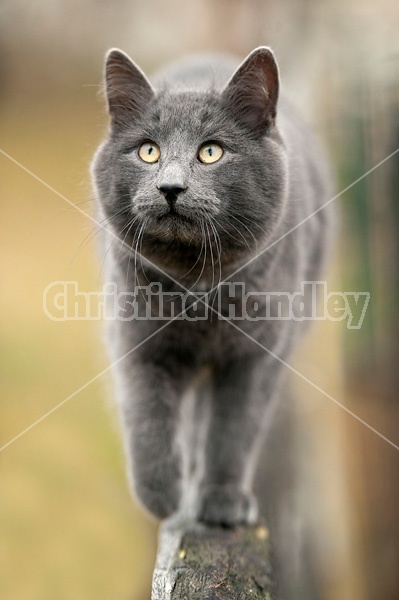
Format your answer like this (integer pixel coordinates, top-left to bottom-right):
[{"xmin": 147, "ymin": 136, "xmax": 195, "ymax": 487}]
[{"xmin": 92, "ymin": 47, "xmax": 288, "ymax": 279}]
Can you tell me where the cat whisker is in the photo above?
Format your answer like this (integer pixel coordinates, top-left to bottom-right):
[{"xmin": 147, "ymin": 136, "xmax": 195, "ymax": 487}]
[
  {"xmin": 68, "ymin": 207, "xmax": 130, "ymax": 279},
  {"xmin": 139, "ymin": 218, "xmax": 151, "ymax": 285},
  {"xmin": 229, "ymin": 214, "xmax": 258, "ymax": 253},
  {"xmin": 208, "ymin": 216, "xmax": 222, "ymax": 284},
  {"xmin": 115, "ymin": 214, "xmax": 141, "ymax": 268},
  {"xmin": 108, "ymin": 213, "xmax": 136, "ymax": 272},
  {"xmin": 179, "ymin": 226, "xmax": 206, "ymax": 281},
  {"xmin": 205, "ymin": 220, "xmax": 215, "ymax": 293},
  {"xmin": 131, "ymin": 218, "xmax": 143, "ymax": 287},
  {"xmin": 204, "ymin": 219, "xmax": 219, "ymax": 321},
  {"xmin": 132, "ymin": 218, "xmax": 150, "ymax": 307},
  {"xmin": 205, "ymin": 214, "xmax": 223, "ymax": 311},
  {"xmin": 103, "ymin": 215, "xmax": 139, "ymax": 317},
  {"xmin": 188, "ymin": 216, "xmax": 208, "ymax": 292},
  {"xmin": 214, "ymin": 216, "xmax": 251, "ymax": 251},
  {"xmin": 235, "ymin": 213, "xmax": 269, "ymax": 238}
]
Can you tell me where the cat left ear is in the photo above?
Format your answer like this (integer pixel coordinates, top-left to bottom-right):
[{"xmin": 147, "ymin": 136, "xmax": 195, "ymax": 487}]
[
  {"xmin": 222, "ymin": 47, "xmax": 279, "ymax": 135},
  {"xmin": 104, "ymin": 49, "xmax": 155, "ymax": 128}
]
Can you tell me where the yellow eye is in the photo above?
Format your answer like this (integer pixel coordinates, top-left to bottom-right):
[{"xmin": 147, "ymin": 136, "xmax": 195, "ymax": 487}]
[
  {"xmin": 138, "ymin": 142, "xmax": 160, "ymax": 163},
  {"xmin": 198, "ymin": 143, "xmax": 223, "ymax": 164}
]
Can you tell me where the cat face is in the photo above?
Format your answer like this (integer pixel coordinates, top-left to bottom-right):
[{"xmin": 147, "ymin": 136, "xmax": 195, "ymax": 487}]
[{"xmin": 92, "ymin": 48, "xmax": 288, "ymax": 275}]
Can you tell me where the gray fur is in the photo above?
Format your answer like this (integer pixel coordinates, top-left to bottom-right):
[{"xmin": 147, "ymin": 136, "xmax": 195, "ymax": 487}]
[{"xmin": 91, "ymin": 47, "xmax": 334, "ymax": 526}]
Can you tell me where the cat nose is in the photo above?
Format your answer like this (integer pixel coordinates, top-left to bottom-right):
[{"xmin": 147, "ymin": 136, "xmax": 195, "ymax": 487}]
[{"xmin": 158, "ymin": 184, "xmax": 186, "ymax": 206}]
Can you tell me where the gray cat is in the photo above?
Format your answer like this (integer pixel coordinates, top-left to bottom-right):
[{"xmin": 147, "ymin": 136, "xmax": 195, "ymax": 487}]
[{"xmin": 91, "ymin": 47, "xmax": 333, "ymax": 527}]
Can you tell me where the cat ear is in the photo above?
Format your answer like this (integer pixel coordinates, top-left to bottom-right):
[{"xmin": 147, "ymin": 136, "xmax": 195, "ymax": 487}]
[
  {"xmin": 222, "ymin": 47, "xmax": 279, "ymax": 135},
  {"xmin": 104, "ymin": 48, "xmax": 155, "ymax": 128}
]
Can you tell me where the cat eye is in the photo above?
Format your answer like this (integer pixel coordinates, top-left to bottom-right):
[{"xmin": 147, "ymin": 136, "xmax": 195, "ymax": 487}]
[
  {"xmin": 138, "ymin": 142, "xmax": 161, "ymax": 163},
  {"xmin": 198, "ymin": 143, "xmax": 223, "ymax": 164}
]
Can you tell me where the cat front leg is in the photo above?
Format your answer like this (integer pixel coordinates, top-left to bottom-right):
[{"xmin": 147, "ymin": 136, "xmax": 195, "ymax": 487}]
[
  {"xmin": 116, "ymin": 361, "xmax": 187, "ymax": 520},
  {"xmin": 197, "ymin": 355, "xmax": 282, "ymax": 527}
]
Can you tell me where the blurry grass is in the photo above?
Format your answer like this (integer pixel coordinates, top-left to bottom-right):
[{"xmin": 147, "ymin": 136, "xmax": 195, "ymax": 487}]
[{"xmin": 1, "ymin": 93, "xmax": 156, "ymax": 600}]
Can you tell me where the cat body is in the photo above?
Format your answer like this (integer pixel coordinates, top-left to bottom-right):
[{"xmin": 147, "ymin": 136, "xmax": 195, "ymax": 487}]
[{"xmin": 92, "ymin": 47, "xmax": 333, "ymax": 525}]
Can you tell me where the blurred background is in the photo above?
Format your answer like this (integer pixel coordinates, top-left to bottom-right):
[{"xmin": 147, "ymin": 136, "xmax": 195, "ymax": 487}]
[{"xmin": 1, "ymin": 1, "xmax": 398, "ymax": 599}]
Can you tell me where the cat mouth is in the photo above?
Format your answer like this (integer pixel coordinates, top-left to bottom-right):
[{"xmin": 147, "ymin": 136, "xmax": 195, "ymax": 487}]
[
  {"xmin": 141, "ymin": 206, "xmax": 203, "ymax": 244},
  {"xmin": 155, "ymin": 206, "xmax": 196, "ymax": 224}
]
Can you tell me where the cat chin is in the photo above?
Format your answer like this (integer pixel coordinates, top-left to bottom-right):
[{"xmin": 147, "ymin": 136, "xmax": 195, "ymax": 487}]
[
  {"xmin": 143, "ymin": 213, "xmax": 204, "ymax": 245},
  {"xmin": 140, "ymin": 237, "xmax": 257, "ymax": 282}
]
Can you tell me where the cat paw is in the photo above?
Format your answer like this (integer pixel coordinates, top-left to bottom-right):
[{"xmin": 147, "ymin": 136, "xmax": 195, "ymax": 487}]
[
  {"xmin": 197, "ymin": 485, "xmax": 258, "ymax": 527},
  {"xmin": 132, "ymin": 459, "xmax": 182, "ymax": 520},
  {"xmin": 134, "ymin": 477, "xmax": 181, "ymax": 519}
]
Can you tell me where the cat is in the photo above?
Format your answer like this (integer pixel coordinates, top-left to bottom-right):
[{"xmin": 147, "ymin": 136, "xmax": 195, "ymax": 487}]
[{"xmin": 91, "ymin": 46, "xmax": 334, "ymax": 527}]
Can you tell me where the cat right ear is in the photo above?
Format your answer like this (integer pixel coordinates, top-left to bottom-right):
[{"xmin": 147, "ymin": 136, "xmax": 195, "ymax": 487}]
[
  {"xmin": 222, "ymin": 47, "xmax": 279, "ymax": 136},
  {"xmin": 104, "ymin": 49, "xmax": 155, "ymax": 128}
]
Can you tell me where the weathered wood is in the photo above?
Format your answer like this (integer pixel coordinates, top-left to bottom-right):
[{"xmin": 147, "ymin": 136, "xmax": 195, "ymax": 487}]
[
  {"xmin": 150, "ymin": 390, "xmax": 298, "ymax": 599},
  {"xmin": 151, "ymin": 515, "xmax": 275, "ymax": 599}
]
